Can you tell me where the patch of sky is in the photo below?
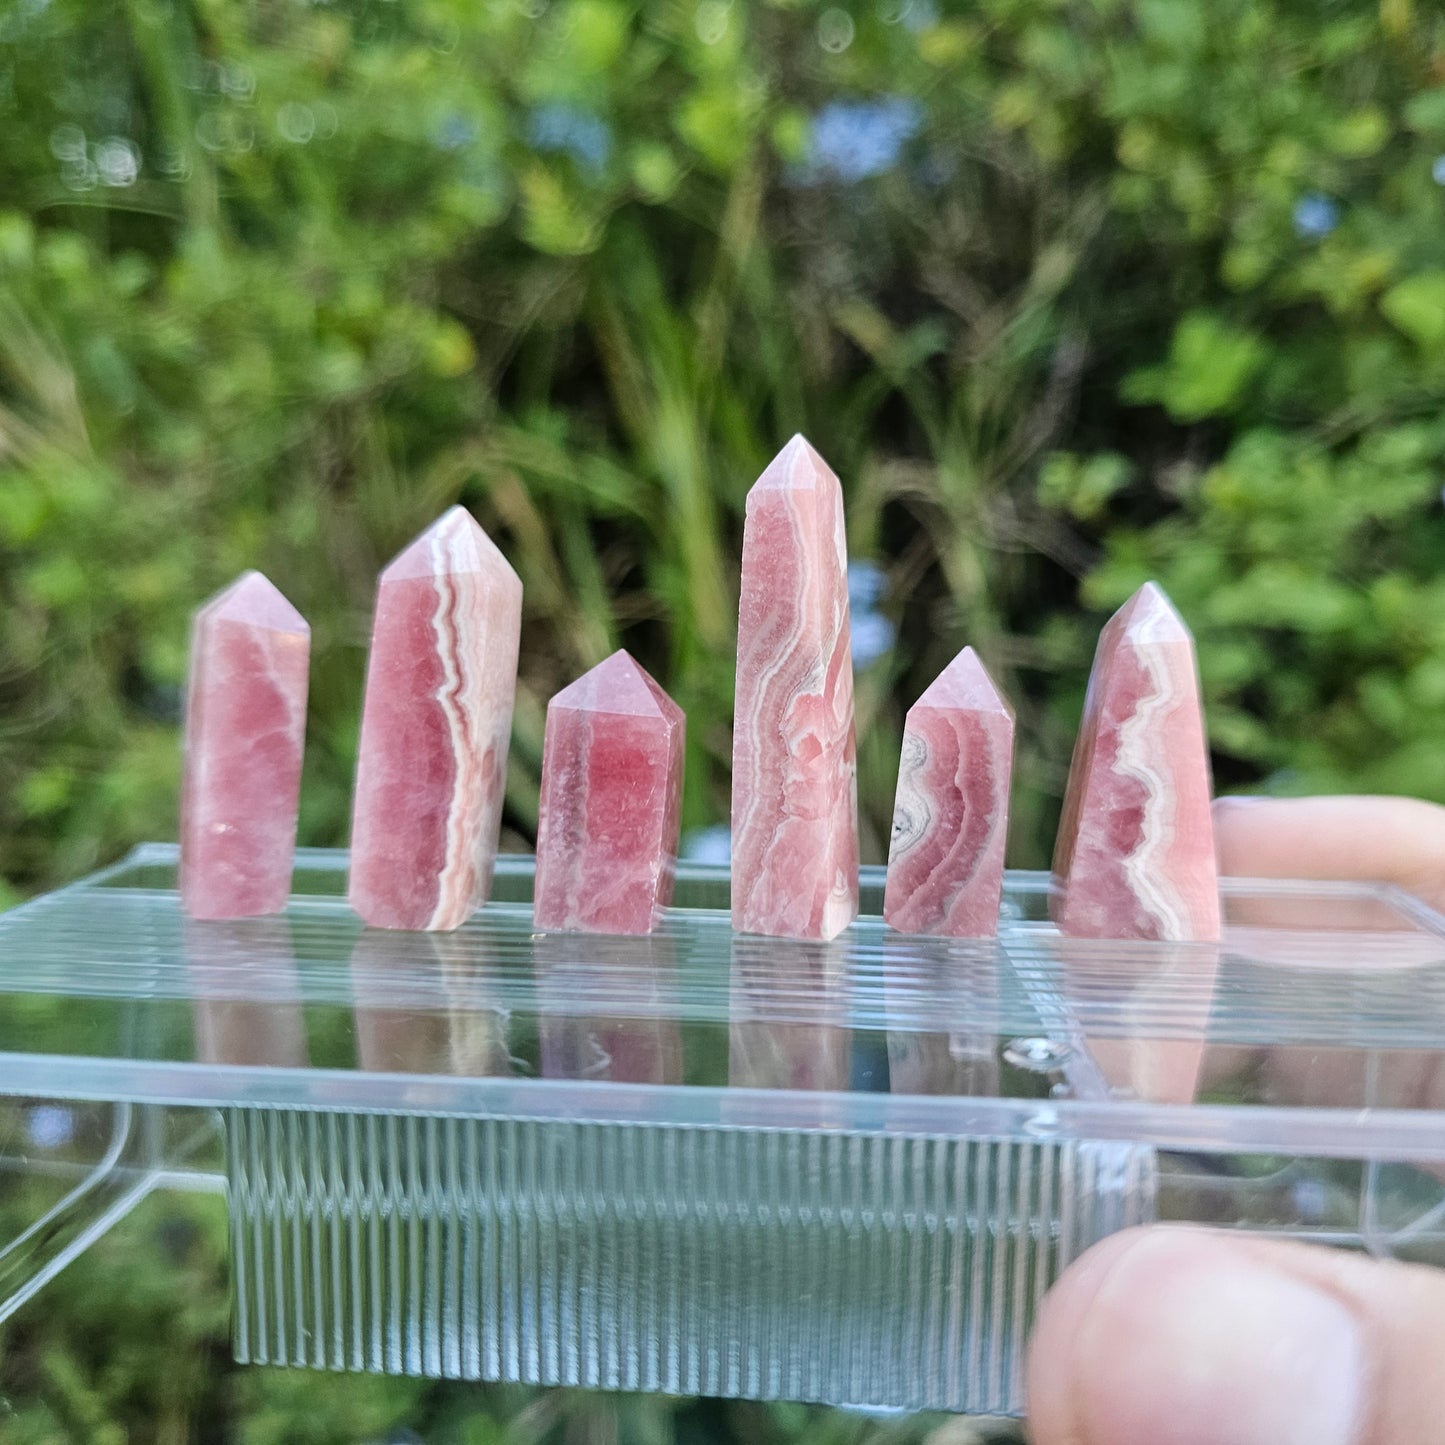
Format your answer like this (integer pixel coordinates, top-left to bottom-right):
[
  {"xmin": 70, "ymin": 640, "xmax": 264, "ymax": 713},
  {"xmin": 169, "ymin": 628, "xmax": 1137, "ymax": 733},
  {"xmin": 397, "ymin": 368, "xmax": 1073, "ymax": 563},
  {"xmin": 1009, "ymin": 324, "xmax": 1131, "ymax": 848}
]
[
  {"xmin": 848, "ymin": 560, "xmax": 888, "ymax": 611},
  {"xmin": 850, "ymin": 610, "xmax": 896, "ymax": 667},
  {"xmin": 527, "ymin": 102, "xmax": 611, "ymax": 174},
  {"xmin": 797, "ymin": 96, "xmax": 924, "ymax": 185},
  {"xmin": 1292, "ymin": 193, "xmax": 1339, "ymax": 240},
  {"xmin": 681, "ymin": 824, "xmax": 732, "ymax": 865},
  {"xmin": 28, "ymin": 1104, "xmax": 74, "ymax": 1150},
  {"xmin": 849, "ymin": 560, "xmax": 895, "ymax": 667},
  {"xmin": 436, "ymin": 112, "xmax": 478, "ymax": 152}
]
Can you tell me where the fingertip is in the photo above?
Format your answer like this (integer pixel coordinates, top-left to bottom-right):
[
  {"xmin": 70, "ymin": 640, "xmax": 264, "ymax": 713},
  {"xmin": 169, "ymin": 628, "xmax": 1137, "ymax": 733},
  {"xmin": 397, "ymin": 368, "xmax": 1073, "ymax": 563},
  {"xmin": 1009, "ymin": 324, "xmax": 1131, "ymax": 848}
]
[
  {"xmin": 1026, "ymin": 1227, "xmax": 1366, "ymax": 1445},
  {"xmin": 1211, "ymin": 794, "xmax": 1445, "ymax": 910},
  {"xmin": 1211, "ymin": 794, "xmax": 1311, "ymax": 878},
  {"xmin": 1025, "ymin": 1226, "xmax": 1159, "ymax": 1445}
]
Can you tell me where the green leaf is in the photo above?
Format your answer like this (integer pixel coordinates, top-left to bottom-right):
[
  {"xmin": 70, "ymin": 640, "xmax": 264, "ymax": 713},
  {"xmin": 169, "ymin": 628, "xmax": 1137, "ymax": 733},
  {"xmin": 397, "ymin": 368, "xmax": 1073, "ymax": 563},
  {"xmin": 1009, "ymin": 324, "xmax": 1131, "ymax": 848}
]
[
  {"xmin": 673, "ymin": 82, "xmax": 758, "ymax": 172},
  {"xmin": 1380, "ymin": 272, "xmax": 1445, "ymax": 349},
  {"xmin": 518, "ymin": 165, "xmax": 604, "ymax": 255},
  {"xmin": 1326, "ymin": 107, "xmax": 1388, "ymax": 157},
  {"xmin": 629, "ymin": 142, "xmax": 681, "ymax": 201},
  {"xmin": 563, "ymin": 0, "xmax": 631, "ymax": 74},
  {"xmin": 1123, "ymin": 312, "xmax": 1268, "ymax": 421},
  {"xmin": 1404, "ymin": 87, "xmax": 1445, "ymax": 133},
  {"xmin": 1038, "ymin": 451, "xmax": 1134, "ymax": 521},
  {"xmin": 1134, "ymin": 0, "xmax": 1206, "ymax": 52}
]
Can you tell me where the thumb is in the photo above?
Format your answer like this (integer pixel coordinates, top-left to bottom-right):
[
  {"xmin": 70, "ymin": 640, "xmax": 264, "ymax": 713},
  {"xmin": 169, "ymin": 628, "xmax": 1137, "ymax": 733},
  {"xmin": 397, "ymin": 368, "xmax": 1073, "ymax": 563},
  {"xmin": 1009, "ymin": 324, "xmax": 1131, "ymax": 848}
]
[{"xmin": 1026, "ymin": 1225, "xmax": 1445, "ymax": 1445}]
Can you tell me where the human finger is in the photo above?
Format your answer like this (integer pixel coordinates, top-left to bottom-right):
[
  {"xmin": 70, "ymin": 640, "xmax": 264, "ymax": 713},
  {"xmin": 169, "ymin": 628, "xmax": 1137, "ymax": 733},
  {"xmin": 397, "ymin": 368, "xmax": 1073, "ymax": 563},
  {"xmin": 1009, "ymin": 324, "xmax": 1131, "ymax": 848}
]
[
  {"xmin": 1027, "ymin": 1223, "xmax": 1445, "ymax": 1445},
  {"xmin": 1214, "ymin": 795, "xmax": 1445, "ymax": 913}
]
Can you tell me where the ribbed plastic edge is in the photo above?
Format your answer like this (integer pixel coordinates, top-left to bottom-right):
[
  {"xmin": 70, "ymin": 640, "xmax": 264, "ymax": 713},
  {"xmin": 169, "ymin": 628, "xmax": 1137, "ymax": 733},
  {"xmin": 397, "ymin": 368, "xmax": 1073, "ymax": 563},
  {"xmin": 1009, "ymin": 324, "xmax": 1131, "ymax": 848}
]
[{"xmin": 227, "ymin": 1107, "xmax": 1155, "ymax": 1415}]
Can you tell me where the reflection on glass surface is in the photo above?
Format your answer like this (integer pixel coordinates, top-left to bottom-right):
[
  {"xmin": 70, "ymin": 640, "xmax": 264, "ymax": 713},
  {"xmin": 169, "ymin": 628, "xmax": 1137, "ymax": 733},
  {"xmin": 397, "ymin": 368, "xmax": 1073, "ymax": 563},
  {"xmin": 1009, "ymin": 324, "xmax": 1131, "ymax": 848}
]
[
  {"xmin": 534, "ymin": 932, "xmax": 681, "ymax": 1085},
  {"xmin": 728, "ymin": 934, "xmax": 850, "ymax": 1092},
  {"xmin": 884, "ymin": 933, "xmax": 1001, "ymax": 1097},
  {"xmin": 1054, "ymin": 936, "xmax": 1219, "ymax": 1106},
  {"xmin": 350, "ymin": 928, "xmax": 511, "ymax": 1077},
  {"xmin": 1204, "ymin": 886, "xmax": 1445, "ymax": 1117},
  {"xmin": 2, "ymin": 847, "xmax": 1445, "ymax": 1113},
  {"xmin": 184, "ymin": 917, "xmax": 308, "ymax": 1068},
  {"xmin": 1222, "ymin": 886, "xmax": 1442, "ymax": 943}
]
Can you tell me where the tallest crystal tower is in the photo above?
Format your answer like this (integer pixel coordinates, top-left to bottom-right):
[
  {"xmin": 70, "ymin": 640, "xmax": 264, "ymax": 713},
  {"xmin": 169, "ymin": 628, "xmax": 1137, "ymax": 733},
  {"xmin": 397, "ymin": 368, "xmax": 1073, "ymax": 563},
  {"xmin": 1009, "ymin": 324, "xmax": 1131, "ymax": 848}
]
[{"xmin": 731, "ymin": 435, "xmax": 859, "ymax": 941}]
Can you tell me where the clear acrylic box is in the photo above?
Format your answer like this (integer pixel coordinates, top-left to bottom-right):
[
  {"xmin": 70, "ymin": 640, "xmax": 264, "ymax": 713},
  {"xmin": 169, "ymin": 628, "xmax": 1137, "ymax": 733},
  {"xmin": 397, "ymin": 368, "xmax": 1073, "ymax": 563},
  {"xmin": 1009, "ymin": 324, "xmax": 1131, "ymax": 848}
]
[{"xmin": 0, "ymin": 844, "xmax": 1443, "ymax": 1416}]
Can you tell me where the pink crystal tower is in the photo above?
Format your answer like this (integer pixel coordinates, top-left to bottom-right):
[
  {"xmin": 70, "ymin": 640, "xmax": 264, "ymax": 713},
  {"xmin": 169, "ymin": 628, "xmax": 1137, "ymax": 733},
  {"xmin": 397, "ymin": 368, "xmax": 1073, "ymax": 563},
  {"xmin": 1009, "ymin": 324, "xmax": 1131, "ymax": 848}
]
[
  {"xmin": 348, "ymin": 507, "xmax": 523, "ymax": 932},
  {"xmin": 731, "ymin": 436, "xmax": 859, "ymax": 940},
  {"xmin": 179, "ymin": 571, "xmax": 310, "ymax": 920},
  {"xmin": 1052, "ymin": 582, "xmax": 1220, "ymax": 941},
  {"xmin": 884, "ymin": 646, "xmax": 1013, "ymax": 937},
  {"xmin": 533, "ymin": 650, "xmax": 685, "ymax": 935}
]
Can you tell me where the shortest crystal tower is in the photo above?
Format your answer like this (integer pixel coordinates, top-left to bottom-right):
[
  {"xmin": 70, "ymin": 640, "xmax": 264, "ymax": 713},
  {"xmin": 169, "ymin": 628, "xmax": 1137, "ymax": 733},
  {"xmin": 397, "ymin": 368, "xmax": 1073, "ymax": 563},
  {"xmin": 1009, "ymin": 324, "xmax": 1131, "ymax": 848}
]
[
  {"xmin": 884, "ymin": 646, "xmax": 1014, "ymax": 938},
  {"xmin": 533, "ymin": 650, "xmax": 685, "ymax": 936}
]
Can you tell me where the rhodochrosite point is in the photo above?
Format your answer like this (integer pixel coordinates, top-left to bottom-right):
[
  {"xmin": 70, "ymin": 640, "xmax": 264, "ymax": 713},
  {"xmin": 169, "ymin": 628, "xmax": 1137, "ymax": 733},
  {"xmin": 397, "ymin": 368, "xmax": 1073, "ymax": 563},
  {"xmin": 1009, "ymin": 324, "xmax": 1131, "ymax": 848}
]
[
  {"xmin": 179, "ymin": 571, "xmax": 310, "ymax": 920},
  {"xmin": 532, "ymin": 650, "xmax": 685, "ymax": 936},
  {"xmin": 348, "ymin": 507, "xmax": 523, "ymax": 932},
  {"xmin": 731, "ymin": 435, "xmax": 859, "ymax": 941},
  {"xmin": 1052, "ymin": 582, "xmax": 1220, "ymax": 941},
  {"xmin": 884, "ymin": 646, "xmax": 1013, "ymax": 937}
]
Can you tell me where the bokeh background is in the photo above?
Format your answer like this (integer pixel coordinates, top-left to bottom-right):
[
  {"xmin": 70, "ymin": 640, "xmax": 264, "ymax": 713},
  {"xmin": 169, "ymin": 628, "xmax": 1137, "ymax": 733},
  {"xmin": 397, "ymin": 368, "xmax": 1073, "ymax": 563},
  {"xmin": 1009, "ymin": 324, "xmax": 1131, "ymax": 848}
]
[{"xmin": 4, "ymin": 0, "xmax": 1445, "ymax": 1438}]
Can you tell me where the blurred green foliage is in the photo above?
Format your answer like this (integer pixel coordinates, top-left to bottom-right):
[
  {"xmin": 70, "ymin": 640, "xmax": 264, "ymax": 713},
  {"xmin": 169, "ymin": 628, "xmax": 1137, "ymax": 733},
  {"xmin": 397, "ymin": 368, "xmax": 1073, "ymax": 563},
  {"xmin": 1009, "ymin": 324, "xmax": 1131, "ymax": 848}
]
[
  {"xmin": 7, "ymin": 0, "xmax": 1445, "ymax": 900},
  {"xmin": 6, "ymin": 0, "xmax": 1445, "ymax": 1435}
]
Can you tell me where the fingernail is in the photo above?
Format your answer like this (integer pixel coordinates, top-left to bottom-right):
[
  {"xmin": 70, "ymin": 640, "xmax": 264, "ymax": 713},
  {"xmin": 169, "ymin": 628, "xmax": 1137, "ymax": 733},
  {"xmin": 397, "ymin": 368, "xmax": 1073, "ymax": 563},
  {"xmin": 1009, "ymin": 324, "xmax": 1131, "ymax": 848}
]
[{"xmin": 1065, "ymin": 1231, "xmax": 1366, "ymax": 1445}]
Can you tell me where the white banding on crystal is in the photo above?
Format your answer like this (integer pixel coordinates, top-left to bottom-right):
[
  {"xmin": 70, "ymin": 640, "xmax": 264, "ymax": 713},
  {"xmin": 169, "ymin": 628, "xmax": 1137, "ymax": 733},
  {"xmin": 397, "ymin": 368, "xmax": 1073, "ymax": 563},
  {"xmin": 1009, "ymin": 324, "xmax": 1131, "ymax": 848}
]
[
  {"xmin": 1114, "ymin": 637, "xmax": 1186, "ymax": 939},
  {"xmin": 429, "ymin": 524, "xmax": 479, "ymax": 930}
]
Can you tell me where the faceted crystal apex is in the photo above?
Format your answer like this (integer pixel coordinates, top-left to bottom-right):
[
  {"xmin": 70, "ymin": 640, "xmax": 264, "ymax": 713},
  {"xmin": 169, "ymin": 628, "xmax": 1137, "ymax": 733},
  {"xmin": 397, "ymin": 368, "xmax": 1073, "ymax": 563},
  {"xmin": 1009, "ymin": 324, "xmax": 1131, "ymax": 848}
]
[
  {"xmin": 1109, "ymin": 580, "xmax": 1192, "ymax": 647},
  {"xmin": 750, "ymin": 433, "xmax": 840, "ymax": 495},
  {"xmin": 549, "ymin": 649, "xmax": 683, "ymax": 724},
  {"xmin": 911, "ymin": 645, "xmax": 1013, "ymax": 719},
  {"xmin": 381, "ymin": 505, "xmax": 520, "ymax": 590},
  {"xmin": 197, "ymin": 570, "xmax": 308, "ymax": 636}
]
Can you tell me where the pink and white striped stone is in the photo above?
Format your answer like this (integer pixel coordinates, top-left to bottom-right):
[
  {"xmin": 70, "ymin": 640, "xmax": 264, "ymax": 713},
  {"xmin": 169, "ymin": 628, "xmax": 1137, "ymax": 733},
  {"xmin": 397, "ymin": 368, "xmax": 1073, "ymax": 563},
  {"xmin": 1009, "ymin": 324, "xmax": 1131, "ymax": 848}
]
[
  {"xmin": 1052, "ymin": 582, "xmax": 1220, "ymax": 941},
  {"xmin": 533, "ymin": 650, "xmax": 684, "ymax": 935},
  {"xmin": 731, "ymin": 435, "xmax": 859, "ymax": 941},
  {"xmin": 348, "ymin": 507, "xmax": 523, "ymax": 932},
  {"xmin": 179, "ymin": 571, "xmax": 310, "ymax": 920},
  {"xmin": 884, "ymin": 646, "xmax": 1013, "ymax": 937}
]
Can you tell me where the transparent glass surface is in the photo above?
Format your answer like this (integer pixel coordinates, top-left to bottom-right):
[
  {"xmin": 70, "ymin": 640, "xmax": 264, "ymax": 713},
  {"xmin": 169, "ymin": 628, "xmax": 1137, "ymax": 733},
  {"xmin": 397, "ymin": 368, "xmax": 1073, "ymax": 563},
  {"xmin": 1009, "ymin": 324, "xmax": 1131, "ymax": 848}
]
[{"xmin": 0, "ymin": 844, "xmax": 1443, "ymax": 1415}]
